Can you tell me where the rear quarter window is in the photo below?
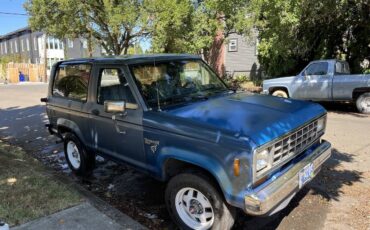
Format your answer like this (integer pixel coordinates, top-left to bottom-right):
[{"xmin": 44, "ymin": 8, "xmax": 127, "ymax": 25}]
[{"xmin": 53, "ymin": 64, "xmax": 91, "ymax": 101}]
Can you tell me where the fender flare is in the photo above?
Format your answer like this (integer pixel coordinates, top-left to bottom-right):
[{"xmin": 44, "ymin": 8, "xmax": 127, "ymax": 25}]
[
  {"xmin": 157, "ymin": 147, "xmax": 247, "ymax": 209},
  {"xmin": 269, "ymin": 86, "xmax": 291, "ymax": 97},
  {"xmin": 56, "ymin": 118, "xmax": 86, "ymax": 143}
]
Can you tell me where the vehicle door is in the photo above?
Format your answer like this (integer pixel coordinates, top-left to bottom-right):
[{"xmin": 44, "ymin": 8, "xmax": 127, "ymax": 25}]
[
  {"xmin": 89, "ymin": 65, "xmax": 146, "ymax": 168},
  {"xmin": 332, "ymin": 61, "xmax": 356, "ymax": 100},
  {"xmin": 295, "ymin": 62, "xmax": 332, "ymax": 100}
]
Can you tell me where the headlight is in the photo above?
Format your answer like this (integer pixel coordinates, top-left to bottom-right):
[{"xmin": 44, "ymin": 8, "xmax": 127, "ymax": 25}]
[
  {"xmin": 255, "ymin": 149, "xmax": 271, "ymax": 172},
  {"xmin": 317, "ymin": 116, "xmax": 326, "ymax": 132}
]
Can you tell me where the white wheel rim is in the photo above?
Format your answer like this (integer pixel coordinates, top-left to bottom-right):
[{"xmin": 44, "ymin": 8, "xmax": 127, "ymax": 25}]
[
  {"xmin": 66, "ymin": 141, "xmax": 81, "ymax": 169},
  {"xmin": 175, "ymin": 187, "xmax": 214, "ymax": 230},
  {"xmin": 361, "ymin": 97, "xmax": 370, "ymax": 110},
  {"xmin": 273, "ymin": 91, "xmax": 287, "ymax": 98}
]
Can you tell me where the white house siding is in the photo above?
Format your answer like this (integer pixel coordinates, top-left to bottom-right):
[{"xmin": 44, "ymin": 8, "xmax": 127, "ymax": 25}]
[{"xmin": 224, "ymin": 33, "xmax": 259, "ymax": 77}]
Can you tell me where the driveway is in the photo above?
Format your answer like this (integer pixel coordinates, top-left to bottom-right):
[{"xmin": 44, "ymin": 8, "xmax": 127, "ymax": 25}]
[{"xmin": 0, "ymin": 84, "xmax": 369, "ymax": 229}]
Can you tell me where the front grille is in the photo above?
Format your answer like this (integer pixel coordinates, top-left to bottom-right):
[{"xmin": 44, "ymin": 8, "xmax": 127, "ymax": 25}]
[{"xmin": 271, "ymin": 120, "xmax": 319, "ymax": 166}]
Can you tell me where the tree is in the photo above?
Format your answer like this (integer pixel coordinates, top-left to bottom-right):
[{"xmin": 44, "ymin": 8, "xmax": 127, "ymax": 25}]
[
  {"xmin": 147, "ymin": 0, "xmax": 248, "ymax": 73},
  {"xmin": 25, "ymin": 0, "xmax": 150, "ymax": 55},
  {"xmin": 242, "ymin": 0, "xmax": 370, "ymax": 77},
  {"xmin": 127, "ymin": 43, "xmax": 145, "ymax": 54}
]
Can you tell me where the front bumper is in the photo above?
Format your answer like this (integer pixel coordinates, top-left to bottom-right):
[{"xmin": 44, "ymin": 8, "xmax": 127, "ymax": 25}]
[{"xmin": 244, "ymin": 140, "xmax": 331, "ymax": 215}]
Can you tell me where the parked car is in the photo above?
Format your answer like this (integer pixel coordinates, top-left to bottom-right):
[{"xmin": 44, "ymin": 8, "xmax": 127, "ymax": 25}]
[
  {"xmin": 262, "ymin": 59, "xmax": 370, "ymax": 114},
  {"xmin": 42, "ymin": 54, "xmax": 331, "ymax": 229}
]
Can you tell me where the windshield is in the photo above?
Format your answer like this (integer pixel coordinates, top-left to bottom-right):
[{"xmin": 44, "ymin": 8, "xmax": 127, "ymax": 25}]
[{"xmin": 129, "ymin": 59, "xmax": 228, "ymax": 109}]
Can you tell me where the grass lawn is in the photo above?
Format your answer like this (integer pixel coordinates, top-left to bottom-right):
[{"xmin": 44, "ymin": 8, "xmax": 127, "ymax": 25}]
[{"xmin": 0, "ymin": 141, "xmax": 82, "ymax": 226}]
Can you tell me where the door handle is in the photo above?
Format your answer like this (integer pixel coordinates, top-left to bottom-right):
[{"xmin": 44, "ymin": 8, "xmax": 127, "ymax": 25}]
[
  {"xmin": 112, "ymin": 114, "xmax": 126, "ymax": 135},
  {"xmin": 91, "ymin": 109, "xmax": 100, "ymax": 115}
]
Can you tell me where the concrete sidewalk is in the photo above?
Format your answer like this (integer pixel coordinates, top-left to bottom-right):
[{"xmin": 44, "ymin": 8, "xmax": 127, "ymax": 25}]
[{"xmin": 12, "ymin": 202, "xmax": 146, "ymax": 230}]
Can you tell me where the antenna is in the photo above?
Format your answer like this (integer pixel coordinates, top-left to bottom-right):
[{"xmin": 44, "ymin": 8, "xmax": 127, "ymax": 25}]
[{"xmin": 154, "ymin": 58, "xmax": 162, "ymax": 111}]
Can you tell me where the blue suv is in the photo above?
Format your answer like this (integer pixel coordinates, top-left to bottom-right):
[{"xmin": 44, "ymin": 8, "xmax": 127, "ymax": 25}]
[{"xmin": 43, "ymin": 54, "xmax": 331, "ymax": 229}]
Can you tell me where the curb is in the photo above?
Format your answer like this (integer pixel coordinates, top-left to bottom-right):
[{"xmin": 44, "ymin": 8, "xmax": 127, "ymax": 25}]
[{"xmin": 51, "ymin": 171, "xmax": 148, "ymax": 230}]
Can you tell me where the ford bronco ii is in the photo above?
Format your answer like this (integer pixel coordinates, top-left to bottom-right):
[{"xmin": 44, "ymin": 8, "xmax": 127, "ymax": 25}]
[{"xmin": 42, "ymin": 54, "xmax": 331, "ymax": 229}]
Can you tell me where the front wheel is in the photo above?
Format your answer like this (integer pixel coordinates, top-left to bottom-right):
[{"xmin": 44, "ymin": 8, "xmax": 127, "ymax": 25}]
[
  {"xmin": 272, "ymin": 90, "xmax": 288, "ymax": 98},
  {"xmin": 165, "ymin": 173, "xmax": 235, "ymax": 230},
  {"xmin": 356, "ymin": 93, "xmax": 370, "ymax": 114}
]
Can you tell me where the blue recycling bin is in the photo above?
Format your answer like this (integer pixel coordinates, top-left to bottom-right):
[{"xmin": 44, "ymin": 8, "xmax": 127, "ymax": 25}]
[{"xmin": 19, "ymin": 74, "xmax": 25, "ymax": 82}]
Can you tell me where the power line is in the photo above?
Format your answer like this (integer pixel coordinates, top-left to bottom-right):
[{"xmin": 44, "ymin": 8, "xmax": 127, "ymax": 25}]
[{"xmin": 0, "ymin": 11, "xmax": 28, "ymax": 16}]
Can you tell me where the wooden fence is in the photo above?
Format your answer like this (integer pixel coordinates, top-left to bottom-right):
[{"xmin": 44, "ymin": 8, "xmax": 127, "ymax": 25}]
[{"xmin": 5, "ymin": 63, "xmax": 46, "ymax": 83}]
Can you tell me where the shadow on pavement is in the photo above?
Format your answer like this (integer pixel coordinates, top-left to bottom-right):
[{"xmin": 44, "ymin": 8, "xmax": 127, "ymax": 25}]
[
  {"xmin": 317, "ymin": 102, "xmax": 369, "ymax": 118},
  {"xmin": 0, "ymin": 105, "xmax": 53, "ymax": 150}
]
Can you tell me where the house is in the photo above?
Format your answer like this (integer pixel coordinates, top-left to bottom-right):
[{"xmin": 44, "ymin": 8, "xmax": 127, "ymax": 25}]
[
  {"xmin": 211, "ymin": 31, "xmax": 260, "ymax": 79},
  {"xmin": 0, "ymin": 27, "xmax": 102, "ymax": 75},
  {"xmin": 224, "ymin": 33, "xmax": 260, "ymax": 78}
]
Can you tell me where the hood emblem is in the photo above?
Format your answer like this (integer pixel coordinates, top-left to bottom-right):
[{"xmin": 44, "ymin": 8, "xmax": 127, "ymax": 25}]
[{"xmin": 144, "ymin": 138, "xmax": 160, "ymax": 153}]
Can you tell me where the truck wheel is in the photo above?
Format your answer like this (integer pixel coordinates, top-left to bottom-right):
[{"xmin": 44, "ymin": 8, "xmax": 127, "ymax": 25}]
[
  {"xmin": 165, "ymin": 173, "xmax": 235, "ymax": 230},
  {"xmin": 356, "ymin": 93, "xmax": 370, "ymax": 114},
  {"xmin": 272, "ymin": 90, "xmax": 288, "ymax": 98},
  {"xmin": 64, "ymin": 133, "xmax": 95, "ymax": 176}
]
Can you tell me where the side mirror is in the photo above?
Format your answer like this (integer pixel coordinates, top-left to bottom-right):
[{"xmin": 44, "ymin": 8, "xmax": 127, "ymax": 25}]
[
  {"xmin": 302, "ymin": 70, "xmax": 310, "ymax": 80},
  {"xmin": 104, "ymin": 101, "xmax": 138, "ymax": 113},
  {"xmin": 104, "ymin": 101, "xmax": 126, "ymax": 113},
  {"xmin": 303, "ymin": 70, "xmax": 308, "ymax": 77}
]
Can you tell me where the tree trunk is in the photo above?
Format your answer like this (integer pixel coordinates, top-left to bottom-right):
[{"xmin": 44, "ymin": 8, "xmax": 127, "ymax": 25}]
[{"xmin": 88, "ymin": 31, "xmax": 93, "ymax": 57}]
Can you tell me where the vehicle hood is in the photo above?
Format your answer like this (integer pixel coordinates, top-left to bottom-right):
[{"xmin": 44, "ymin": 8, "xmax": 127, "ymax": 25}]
[
  {"xmin": 263, "ymin": 76, "xmax": 296, "ymax": 85},
  {"xmin": 165, "ymin": 92, "xmax": 326, "ymax": 147}
]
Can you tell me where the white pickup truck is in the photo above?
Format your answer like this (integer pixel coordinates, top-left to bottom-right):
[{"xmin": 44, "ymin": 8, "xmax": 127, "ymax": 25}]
[{"xmin": 262, "ymin": 59, "xmax": 370, "ymax": 113}]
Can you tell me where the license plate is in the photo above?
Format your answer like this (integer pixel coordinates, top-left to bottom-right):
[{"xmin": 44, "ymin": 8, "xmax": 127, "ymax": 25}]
[{"xmin": 299, "ymin": 163, "xmax": 314, "ymax": 188}]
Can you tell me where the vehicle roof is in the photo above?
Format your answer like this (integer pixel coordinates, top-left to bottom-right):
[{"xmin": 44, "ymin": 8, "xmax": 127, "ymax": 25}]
[
  {"xmin": 310, "ymin": 59, "xmax": 346, "ymax": 63},
  {"xmin": 59, "ymin": 54, "xmax": 202, "ymax": 65}
]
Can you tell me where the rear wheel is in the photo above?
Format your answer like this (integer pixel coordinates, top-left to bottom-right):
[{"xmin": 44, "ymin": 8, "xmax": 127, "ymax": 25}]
[
  {"xmin": 356, "ymin": 93, "xmax": 370, "ymax": 114},
  {"xmin": 64, "ymin": 133, "xmax": 95, "ymax": 176},
  {"xmin": 165, "ymin": 172, "xmax": 235, "ymax": 230},
  {"xmin": 272, "ymin": 90, "xmax": 288, "ymax": 98}
]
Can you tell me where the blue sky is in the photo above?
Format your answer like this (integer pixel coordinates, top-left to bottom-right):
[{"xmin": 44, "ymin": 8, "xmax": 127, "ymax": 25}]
[{"xmin": 0, "ymin": 0, "xmax": 28, "ymax": 35}]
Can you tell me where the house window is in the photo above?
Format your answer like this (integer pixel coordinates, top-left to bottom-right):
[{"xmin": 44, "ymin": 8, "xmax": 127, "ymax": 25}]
[
  {"xmin": 68, "ymin": 39, "xmax": 74, "ymax": 48},
  {"xmin": 82, "ymin": 39, "xmax": 88, "ymax": 49},
  {"xmin": 14, "ymin": 41, "xmax": 18, "ymax": 53},
  {"xmin": 10, "ymin": 41, "xmax": 13, "ymax": 53},
  {"xmin": 228, "ymin": 39, "xmax": 238, "ymax": 52},
  {"xmin": 21, "ymin": 39, "xmax": 24, "ymax": 52},
  {"xmin": 60, "ymin": 40, "xmax": 64, "ymax": 50},
  {"xmin": 26, "ymin": 38, "xmax": 30, "ymax": 51},
  {"xmin": 34, "ymin": 37, "xmax": 37, "ymax": 50},
  {"xmin": 4, "ymin": 42, "xmax": 7, "ymax": 54},
  {"xmin": 47, "ymin": 37, "xmax": 54, "ymax": 49}
]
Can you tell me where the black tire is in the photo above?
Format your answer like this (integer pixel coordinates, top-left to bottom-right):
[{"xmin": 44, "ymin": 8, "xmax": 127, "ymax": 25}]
[
  {"xmin": 165, "ymin": 172, "xmax": 236, "ymax": 230},
  {"xmin": 63, "ymin": 133, "xmax": 95, "ymax": 176},
  {"xmin": 272, "ymin": 89, "xmax": 288, "ymax": 98},
  {"xmin": 356, "ymin": 93, "xmax": 370, "ymax": 114}
]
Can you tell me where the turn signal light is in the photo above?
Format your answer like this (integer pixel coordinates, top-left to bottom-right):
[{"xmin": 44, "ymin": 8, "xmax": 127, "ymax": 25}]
[{"xmin": 234, "ymin": 158, "xmax": 240, "ymax": 176}]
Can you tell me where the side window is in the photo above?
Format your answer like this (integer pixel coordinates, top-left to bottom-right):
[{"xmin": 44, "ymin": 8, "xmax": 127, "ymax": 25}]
[
  {"xmin": 305, "ymin": 62, "xmax": 329, "ymax": 76},
  {"xmin": 53, "ymin": 64, "xmax": 91, "ymax": 101},
  {"xmin": 97, "ymin": 68, "xmax": 136, "ymax": 105},
  {"xmin": 335, "ymin": 62, "xmax": 350, "ymax": 75}
]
